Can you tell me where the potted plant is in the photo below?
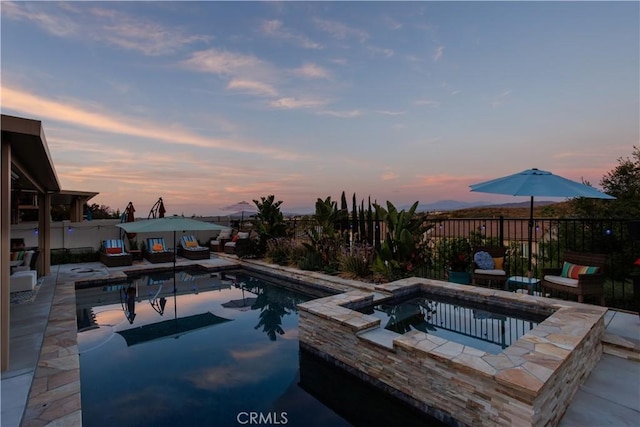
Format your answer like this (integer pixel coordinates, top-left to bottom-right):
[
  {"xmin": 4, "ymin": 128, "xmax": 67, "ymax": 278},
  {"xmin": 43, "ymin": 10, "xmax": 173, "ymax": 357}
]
[{"xmin": 443, "ymin": 238, "xmax": 472, "ymax": 284}]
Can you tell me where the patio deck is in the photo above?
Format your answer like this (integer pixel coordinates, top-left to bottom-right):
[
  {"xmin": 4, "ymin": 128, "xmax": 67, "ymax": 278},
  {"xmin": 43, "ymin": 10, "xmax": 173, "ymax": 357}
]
[{"xmin": 1, "ymin": 258, "xmax": 638, "ymax": 427}]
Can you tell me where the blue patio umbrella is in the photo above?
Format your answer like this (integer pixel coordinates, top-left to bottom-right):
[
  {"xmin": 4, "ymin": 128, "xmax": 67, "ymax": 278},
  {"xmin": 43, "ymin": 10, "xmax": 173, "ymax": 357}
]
[{"xmin": 470, "ymin": 168, "xmax": 615, "ymax": 274}]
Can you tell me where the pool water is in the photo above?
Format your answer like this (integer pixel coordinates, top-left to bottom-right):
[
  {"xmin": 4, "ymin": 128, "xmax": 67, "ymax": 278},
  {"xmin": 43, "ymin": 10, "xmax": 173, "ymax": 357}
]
[
  {"xmin": 77, "ymin": 270, "xmax": 441, "ymax": 426},
  {"xmin": 361, "ymin": 293, "xmax": 548, "ymax": 354}
]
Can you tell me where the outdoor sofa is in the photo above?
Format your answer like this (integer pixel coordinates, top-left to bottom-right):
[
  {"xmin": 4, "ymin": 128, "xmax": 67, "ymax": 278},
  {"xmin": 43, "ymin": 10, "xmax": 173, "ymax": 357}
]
[{"xmin": 541, "ymin": 251, "xmax": 606, "ymax": 305}]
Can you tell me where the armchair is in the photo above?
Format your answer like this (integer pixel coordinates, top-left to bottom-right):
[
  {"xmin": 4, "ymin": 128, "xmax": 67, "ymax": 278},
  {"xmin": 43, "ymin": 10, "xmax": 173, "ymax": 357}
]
[
  {"xmin": 471, "ymin": 246, "xmax": 508, "ymax": 288},
  {"xmin": 541, "ymin": 251, "xmax": 606, "ymax": 305},
  {"xmin": 210, "ymin": 229, "xmax": 232, "ymax": 252}
]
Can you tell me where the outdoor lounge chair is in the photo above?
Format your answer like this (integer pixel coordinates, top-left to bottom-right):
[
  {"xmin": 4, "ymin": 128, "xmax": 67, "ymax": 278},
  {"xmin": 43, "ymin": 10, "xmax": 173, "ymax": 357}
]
[
  {"xmin": 471, "ymin": 246, "xmax": 508, "ymax": 288},
  {"xmin": 100, "ymin": 239, "xmax": 133, "ymax": 267},
  {"xmin": 179, "ymin": 235, "xmax": 210, "ymax": 260},
  {"xmin": 224, "ymin": 231, "xmax": 251, "ymax": 254},
  {"xmin": 210, "ymin": 229, "xmax": 232, "ymax": 252},
  {"xmin": 143, "ymin": 237, "xmax": 175, "ymax": 264},
  {"xmin": 541, "ymin": 251, "xmax": 607, "ymax": 305}
]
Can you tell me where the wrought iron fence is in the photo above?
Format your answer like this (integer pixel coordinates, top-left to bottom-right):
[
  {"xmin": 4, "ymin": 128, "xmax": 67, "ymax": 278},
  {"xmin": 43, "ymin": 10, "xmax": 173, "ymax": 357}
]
[{"xmin": 283, "ymin": 217, "xmax": 639, "ymax": 311}]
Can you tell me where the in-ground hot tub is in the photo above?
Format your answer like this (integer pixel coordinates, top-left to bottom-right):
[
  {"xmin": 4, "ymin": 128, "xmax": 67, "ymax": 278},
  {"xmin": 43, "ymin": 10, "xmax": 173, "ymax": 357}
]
[{"xmin": 298, "ymin": 278, "xmax": 607, "ymax": 427}]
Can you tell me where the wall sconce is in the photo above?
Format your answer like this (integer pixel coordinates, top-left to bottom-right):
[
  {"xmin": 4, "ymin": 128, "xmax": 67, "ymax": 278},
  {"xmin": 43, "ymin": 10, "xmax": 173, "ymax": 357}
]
[
  {"xmin": 605, "ymin": 229, "xmax": 612, "ymax": 236},
  {"xmin": 34, "ymin": 228, "xmax": 38, "ymax": 235},
  {"xmin": 67, "ymin": 226, "xmax": 73, "ymax": 233}
]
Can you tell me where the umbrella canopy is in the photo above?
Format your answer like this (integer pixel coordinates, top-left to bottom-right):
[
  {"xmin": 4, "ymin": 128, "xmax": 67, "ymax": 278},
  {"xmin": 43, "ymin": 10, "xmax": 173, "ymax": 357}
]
[
  {"xmin": 470, "ymin": 168, "xmax": 615, "ymax": 274},
  {"xmin": 116, "ymin": 215, "xmax": 230, "ymax": 234},
  {"xmin": 117, "ymin": 312, "xmax": 232, "ymax": 346},
  {"xmin": 223, "ymin": 201, "xmax": 258, "ymax": 227},
  {"xmin": 223, "ymin": 200, "xmax": 258, "ymax": 215},
  {"xmin": 222, "ymin": 297, "xmax": 258, "ymax": 311}
]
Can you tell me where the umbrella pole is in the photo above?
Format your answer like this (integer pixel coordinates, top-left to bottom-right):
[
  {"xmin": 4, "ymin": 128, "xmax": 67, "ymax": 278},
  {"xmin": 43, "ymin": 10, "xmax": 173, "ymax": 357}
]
[
  {"xmin": 173, "ymin": 230, "xmax": 177, "ymax": 293},
  {"xmin": 528, "ymin": 196, "xmax": 534, "ymax": 277}
]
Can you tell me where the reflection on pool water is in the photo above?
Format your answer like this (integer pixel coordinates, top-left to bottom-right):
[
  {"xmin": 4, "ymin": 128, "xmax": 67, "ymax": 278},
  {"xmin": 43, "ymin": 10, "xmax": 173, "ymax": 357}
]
[
  {"xmin": 77, "ymin": 270, "xmax": 440, "ymax": 427},
  {"xmin": 359, "ymin": 293, "xmax": 548, "ymax": 355}
]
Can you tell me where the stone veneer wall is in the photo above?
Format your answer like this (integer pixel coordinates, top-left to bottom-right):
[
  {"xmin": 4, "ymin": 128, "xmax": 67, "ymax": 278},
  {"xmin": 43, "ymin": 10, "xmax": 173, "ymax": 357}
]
[{"xmin": 298, "ymin": 278, "xmax": 607, "ymax": 427}]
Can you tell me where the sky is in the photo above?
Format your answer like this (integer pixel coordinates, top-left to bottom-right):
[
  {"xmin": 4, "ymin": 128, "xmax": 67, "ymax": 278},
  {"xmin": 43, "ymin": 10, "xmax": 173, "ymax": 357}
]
[{"xmin": 2, "ymin": 1, "xmax": 638, "ymax": 216}]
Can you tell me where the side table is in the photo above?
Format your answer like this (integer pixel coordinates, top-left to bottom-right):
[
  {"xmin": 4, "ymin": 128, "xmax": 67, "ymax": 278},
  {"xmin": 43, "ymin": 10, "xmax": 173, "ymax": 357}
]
[
  {"xmin": 506, "ymin": 276, "xmax": 541, "ymax": 295},
  {"xmin": 129, "ymin": 250, "xmax": 142, "ymax": 261}
]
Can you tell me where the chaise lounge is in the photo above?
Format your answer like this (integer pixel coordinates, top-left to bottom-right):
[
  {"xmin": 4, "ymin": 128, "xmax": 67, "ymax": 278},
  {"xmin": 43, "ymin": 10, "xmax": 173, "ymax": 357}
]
[
  {"xmin": 179, "ymin": 235, "xmax": 210, "ymax": 260},
  {"xmin": 100, "ymin": 239, "xmax": 133, "ymax": 267},
  {"xmin": 143, "ymin": 237, "xmax": 175, "ymax": 264}
]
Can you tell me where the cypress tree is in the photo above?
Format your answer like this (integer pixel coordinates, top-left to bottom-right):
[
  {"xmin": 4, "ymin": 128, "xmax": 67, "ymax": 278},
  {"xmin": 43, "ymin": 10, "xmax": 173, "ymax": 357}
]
[{"xmin": 367, "ymin": 196, "xmax": 374, "ymax": 245}]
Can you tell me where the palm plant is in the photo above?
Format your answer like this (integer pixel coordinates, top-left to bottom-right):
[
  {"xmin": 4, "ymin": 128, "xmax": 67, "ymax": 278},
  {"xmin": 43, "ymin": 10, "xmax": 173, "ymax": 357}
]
[
  {"xmin": 251, "ymin": 195, "xmax": 287, "ymax": 256},
  {"xmin": 372, "ymin": 201, "xmax": 431, "ymax": 280},
  {"xmin": 304, "ymin": 197, "xmax": 347, "ymax": 272}
]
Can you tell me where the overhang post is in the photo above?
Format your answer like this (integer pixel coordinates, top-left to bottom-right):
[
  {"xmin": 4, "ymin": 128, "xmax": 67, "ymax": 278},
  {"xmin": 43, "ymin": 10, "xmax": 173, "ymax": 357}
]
[
  {"xmin": 1, "ymin": 141, "xmax": 11, "ymax": 371},
  {"xmin": 38, "ymin": 192, "xmax": 52, "ymax": 276}
]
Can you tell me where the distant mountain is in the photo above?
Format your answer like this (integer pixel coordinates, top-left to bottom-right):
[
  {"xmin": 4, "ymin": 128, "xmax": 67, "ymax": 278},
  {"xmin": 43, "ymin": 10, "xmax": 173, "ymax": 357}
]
[
  {"xmin": 275, "ymin": 200, "xmax": 561, "ymax": 217},
  {"xmin": 414, "ymin": 200, "xmax": 558, "ymax": 212},
  {"xmin": 414, "ymin": 200, "xmax": 492, "ymax": 212}
]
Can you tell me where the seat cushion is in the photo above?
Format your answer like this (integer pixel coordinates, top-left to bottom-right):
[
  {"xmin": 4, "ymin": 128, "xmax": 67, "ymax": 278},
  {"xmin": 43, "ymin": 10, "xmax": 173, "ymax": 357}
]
[
  {"xmin": 474, "ymin": 251, "xmax": 494, "ymax": 270},
  {"xmin": 561, "ymin": 262, "xmax": 599, "ymax": 279},
  {"xmin": 474, "ymin": 269, "xmax": 506, "ymax": 276},
  {"xmin": 544, "ymin": 275, "xmax": 579, "ymax": 288}
]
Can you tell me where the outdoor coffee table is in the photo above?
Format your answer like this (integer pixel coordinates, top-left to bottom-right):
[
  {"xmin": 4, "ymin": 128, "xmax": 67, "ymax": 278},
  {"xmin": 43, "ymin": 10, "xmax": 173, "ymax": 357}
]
[{"xmin": 506, "ymin": 276, "xmax": 541, "ymax": 295}]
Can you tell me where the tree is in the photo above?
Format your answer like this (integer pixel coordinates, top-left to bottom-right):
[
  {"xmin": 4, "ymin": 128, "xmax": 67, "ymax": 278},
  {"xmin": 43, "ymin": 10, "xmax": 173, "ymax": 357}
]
[
  {"xmin": 600, "ymin": 146, "xmax": 640, "ymax": 219},
  {"xmin": 87, "ymin": 204, "xmax": 119, "ymax": 219},
  {"xmin": 571, "ymin": 146, "xmax": 639, "ymax": 219},
  {"xmin": 250, "ymin": 195, "xmax": 286, "ymax": 256}
]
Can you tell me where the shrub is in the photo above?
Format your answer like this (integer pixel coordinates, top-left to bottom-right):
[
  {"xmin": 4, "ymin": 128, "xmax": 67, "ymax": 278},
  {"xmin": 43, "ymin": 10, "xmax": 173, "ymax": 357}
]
[
  {"xmin": 297, "ymin": 251, "xmax": 324, "ymax": 271},
  {"xmin": 339, "ymin": 244, "xmax": 374, "ymax": 279}
]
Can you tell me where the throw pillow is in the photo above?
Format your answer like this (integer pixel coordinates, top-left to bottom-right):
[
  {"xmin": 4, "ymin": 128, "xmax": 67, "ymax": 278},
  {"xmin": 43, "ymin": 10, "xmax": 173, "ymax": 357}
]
[
  {"xmin": 152, "ymin": 243, "xmax": 164, "ymax": 252},
  {"xmin": 474, "ymin": 251, "xmax": 494, "ymax": 270},
  {"xmin": 493, "ymin": 257, "xmax": 505, "ymax": 270},
  {"xmin": 561, "ymin": 262, "xmax": 599, "ymax": 279},
  {"xmin": 106, "ymin": 247, "xmax": 121, "ymax": 255},
  {"xmin": 232, "ymin": 235, "xmax": 239, "ymax": 242},
  {"xmin": 186, "ymin": 241, "xmax": 198, "ymax": 248}
]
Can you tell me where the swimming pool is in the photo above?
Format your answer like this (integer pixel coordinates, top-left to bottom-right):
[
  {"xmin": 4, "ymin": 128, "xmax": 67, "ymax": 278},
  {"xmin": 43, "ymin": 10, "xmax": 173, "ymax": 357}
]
[
  {"xmin": 359, "ymin": 293, "xmax": 546, "ymax": 355},
  {"xmin": 76, "ymin": 270, "xmax": 440, "ymax": 426}
]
